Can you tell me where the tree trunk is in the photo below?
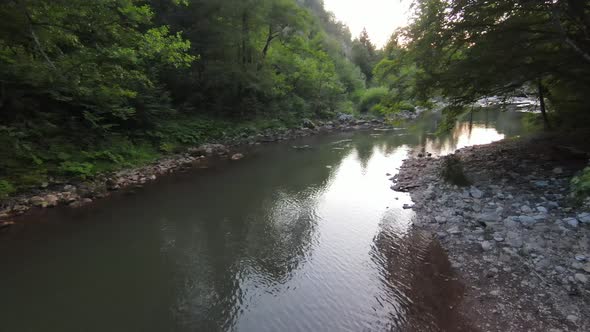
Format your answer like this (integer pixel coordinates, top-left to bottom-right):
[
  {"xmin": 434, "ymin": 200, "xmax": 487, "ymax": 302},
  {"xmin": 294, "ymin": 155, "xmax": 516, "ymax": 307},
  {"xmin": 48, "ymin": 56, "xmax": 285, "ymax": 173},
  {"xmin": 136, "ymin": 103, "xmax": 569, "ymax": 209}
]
[
  {"xmin": 262, "ymin": 25, "xmax": 273, "ymax": 59},
  {"xmin": 538, "ymin": 79, "xmax": 551, "ymax": 130},
  {"xmin": 241, "ymin": 11, "xmax": 249, "ymax": 66}
]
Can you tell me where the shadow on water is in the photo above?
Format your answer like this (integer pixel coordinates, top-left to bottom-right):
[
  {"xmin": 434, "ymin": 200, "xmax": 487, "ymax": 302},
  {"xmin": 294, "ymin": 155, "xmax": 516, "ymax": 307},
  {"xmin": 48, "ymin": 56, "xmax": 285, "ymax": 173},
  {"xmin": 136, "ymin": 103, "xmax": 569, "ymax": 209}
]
[
  {"xmin": 0, "ymin": 110, "xmax": 524, "ymax": 331},
  {"xmin": 372, "ymin": 220, "xmax": 476, "ymax": 331}
]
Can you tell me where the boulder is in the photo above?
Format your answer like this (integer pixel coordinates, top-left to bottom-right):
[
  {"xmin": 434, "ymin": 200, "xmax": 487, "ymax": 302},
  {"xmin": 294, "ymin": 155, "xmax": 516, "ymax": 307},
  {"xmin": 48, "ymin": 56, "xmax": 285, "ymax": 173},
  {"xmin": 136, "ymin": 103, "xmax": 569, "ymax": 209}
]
[
  {"xmin": 481, "ymin": 241, "xmax": 493, "ymax": 251},
  {"xmin": 302, "ymin": 118, "xmax": 317, "ymax": 129},
  {"xmin": 577, "ymin": 212, "xmax": 590, "ymax": 224},
  {"xmin": 517, "ymin": 215, "xmax": 537, "ymax": 227},
  {"xmin": 231, "ymin": 153, "xmax": 245, "ymax": 161},
  {"xmin": 189, "ymin": 143, "xmax": 229, "ymax": 156},
  {"xmin": 476, "ymin": 212, "xmax": 500, "ymax": 222},
  {"xmin": 337, "ymin": 113, "xmax": 354, "ymax": 122},
  {"xmin": 506, "ymin": 231, "xmax": 523, "ymax": 248},
  {"xmin": 470, "ymin": 186, "xmax": 484, "ymax": 199},
  {"xmin": 563, "ymin": 217, "xmax": 579, "ymax": 228}
]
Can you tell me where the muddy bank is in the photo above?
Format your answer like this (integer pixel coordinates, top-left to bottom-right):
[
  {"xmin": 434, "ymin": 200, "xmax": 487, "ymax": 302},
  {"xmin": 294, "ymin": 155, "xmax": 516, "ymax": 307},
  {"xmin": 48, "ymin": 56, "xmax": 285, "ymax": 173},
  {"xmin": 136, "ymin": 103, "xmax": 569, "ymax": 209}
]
[
  {"xmin": 0, "ymin": 117, "xmax": 390, "ymax": 225},
  {"xmin": 392, "ymin": 134, "xmax": 590, "ymax": 331}
]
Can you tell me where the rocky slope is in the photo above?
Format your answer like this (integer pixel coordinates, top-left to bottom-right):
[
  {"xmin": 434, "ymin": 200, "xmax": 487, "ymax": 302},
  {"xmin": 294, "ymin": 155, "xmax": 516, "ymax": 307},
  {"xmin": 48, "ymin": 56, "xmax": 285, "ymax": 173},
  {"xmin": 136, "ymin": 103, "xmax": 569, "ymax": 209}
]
[{"xmin": 392, "ymin": 135, "xmax": 590, "ymax": 331}]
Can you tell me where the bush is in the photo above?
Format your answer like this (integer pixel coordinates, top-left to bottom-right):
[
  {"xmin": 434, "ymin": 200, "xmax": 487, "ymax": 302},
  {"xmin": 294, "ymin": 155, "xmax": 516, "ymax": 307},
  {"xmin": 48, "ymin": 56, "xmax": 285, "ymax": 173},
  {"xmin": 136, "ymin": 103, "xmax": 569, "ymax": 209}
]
[
  {"xmin": 0, "ymin": 180, "xmax": 16, "ymax": 199},
  {"xmin": 359, "ymin": 87, "xmax": 388, "ymax": 113},
  {"xmin": 440, "ymin": 155, "xmax": 471, "ymax": 186},
  {"xmin": 58, "ymin": 161, "xmax": 96, "ymax": 179},
  {"xmin": 571, "ymin": 167, "xmax": 590, "ymax": 200}
]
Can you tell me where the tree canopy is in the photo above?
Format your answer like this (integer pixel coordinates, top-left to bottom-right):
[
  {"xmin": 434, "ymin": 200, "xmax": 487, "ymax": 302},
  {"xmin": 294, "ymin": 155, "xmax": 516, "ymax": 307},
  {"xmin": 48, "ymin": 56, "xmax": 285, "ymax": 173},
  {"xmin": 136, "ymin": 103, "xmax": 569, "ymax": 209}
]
[
  {"xmin": 401, "ymin": 0, "xmax": 590, "ymax": 126},
  {"xmin": 0, "ymin": 0, "xmax": 366, "ymax": 195}
]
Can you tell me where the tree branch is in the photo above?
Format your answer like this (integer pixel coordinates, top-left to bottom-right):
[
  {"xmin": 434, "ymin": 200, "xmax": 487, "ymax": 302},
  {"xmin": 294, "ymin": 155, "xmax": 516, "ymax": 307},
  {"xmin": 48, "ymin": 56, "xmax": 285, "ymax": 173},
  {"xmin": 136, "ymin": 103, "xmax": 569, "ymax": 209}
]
[{"xmin": 549, "ymin": 4, "xmax": 590, "ymax": 64}]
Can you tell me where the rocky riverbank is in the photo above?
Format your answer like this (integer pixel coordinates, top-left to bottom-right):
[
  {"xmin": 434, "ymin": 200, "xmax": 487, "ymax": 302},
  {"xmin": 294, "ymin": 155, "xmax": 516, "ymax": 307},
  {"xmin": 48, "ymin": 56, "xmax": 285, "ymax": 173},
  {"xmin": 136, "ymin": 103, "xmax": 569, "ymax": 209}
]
[
  {"xmin": 392, "ymin": 134, "xmax": 590, "ymax": 331},
  {"xmin": 0, "ymin": 117, "xmax": 389, "ymax": 225}
]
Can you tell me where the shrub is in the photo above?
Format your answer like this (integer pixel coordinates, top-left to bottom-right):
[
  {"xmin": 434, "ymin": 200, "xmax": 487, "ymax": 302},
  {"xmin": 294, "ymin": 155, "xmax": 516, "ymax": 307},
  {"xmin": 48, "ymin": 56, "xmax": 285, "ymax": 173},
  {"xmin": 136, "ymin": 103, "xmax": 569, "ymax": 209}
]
[
  {"xmin": 440, "ymin": 155, "xmax": 471, "ymax": 186},
  {"xmin": 571, "ymin": 167, "xmax": 590, "ymax": 200},
  {"xmin": 359, "ymin": 87, "xmax": 388, "ymax": 113},
  {"xmin": 58, "ymin": 161, "xmax": 95, "ymax": 179},
  {"xmin": 0, "ymin": 180, "xmax": 16, "ymax": 199}
]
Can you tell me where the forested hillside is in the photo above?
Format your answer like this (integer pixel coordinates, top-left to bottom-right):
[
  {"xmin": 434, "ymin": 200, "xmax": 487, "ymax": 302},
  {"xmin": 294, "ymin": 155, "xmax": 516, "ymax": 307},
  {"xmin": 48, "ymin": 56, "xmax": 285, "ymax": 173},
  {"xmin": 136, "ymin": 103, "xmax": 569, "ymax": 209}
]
[{"xmin": 0, "ymin": 0, "xmax": 366, "ymax": 196}]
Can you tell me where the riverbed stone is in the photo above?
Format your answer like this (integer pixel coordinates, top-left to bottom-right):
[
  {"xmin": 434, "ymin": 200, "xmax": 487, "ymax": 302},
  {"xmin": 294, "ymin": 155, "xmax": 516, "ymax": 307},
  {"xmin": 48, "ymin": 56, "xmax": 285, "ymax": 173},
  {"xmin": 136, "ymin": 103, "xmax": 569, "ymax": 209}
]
[
  {"xmin": 564, "ymin": 217, "xmax": 579, "ymax": 228},
  {"xmin": 518, "ymin": 215, "xmax": 538, "ymax": 227},
  {"xmin": 481, "ymin": 241, "xmax": 493, "ymax": 251},
  {"xmin": 231, "ymin": 153, "xmax": 245, "ymax": 161},
  {"xmin": 447, "ymin": 226, "xmax": 462, "ymax": 235},
  {"xmin": 506, "ymin": 231, "xmax": 523, "ymax": 248},
  {"xmin": 470, "ymin": 186, "xmax": 484, "ymax": 199},
  {"xmin": 574, "ymin": 273, "xmax": 588, "ymax": 284},
  {"xmin": 578, "ymin": 212, "xmax": 590, "ymax": 224},
  {"xmin": 435, "ymin": 216, "xmax": 447, "ymax": 224},
  {"xmin": 520, "ymin": 205, "xmax": 533, "ymax": 213},
  {"xmin": 534, "ymin": 180, "xmax": 549, "ymax": 187},
  {"xmin": 477, "ymin": 212, "xmax": 500, "ymax": 222}
]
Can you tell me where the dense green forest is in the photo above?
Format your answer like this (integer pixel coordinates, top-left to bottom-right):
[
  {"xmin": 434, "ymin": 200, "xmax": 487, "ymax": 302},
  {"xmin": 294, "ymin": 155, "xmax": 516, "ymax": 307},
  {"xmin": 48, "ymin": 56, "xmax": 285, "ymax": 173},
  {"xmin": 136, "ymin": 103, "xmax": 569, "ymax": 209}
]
[
  {"xmin": 1, "ymin": 0, "xmax": 590, "ymax": 198},
  {"xmin": 0, "ymin": 0, "xmax": 376, "ymax": 196},
  {"xmin": 369, "ymin": 0, "xmax": 590, "ymax": 129}
]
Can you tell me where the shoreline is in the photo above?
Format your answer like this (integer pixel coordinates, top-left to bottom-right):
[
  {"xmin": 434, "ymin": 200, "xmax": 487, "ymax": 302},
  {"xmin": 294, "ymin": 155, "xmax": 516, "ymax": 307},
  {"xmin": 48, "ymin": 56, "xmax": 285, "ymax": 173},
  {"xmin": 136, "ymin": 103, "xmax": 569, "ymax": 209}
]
[
  {"xmin": 392, "ymin": 134, "xmax": 590, "ymax": 331},
  {"xmin": 0, "ymin": 118, "xmax": 390, "ymax": 225}
]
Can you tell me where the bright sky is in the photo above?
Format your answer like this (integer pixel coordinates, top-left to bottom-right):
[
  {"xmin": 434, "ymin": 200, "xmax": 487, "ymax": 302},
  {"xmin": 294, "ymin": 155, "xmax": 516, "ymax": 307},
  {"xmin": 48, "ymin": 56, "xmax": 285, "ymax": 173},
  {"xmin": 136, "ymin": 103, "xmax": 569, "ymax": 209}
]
[{"xmin": 323, "ymin": 0, "xmax": 412, "ymax": 48}]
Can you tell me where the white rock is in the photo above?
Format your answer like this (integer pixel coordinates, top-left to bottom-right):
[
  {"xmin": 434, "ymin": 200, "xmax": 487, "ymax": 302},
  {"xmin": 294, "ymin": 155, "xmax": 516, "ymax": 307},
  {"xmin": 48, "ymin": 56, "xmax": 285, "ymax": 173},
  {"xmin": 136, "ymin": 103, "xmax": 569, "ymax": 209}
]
[
  {"xmin": 447, "ymin": 226, "xmax": 462, "ymax": 235},
  {"xmin": 518, "ymin": 215, "xmax": 537, "ymax": 227},
  {"xmin": 481, "ymin": 241, "xmax": 493, "ymax": 251},
  {"xmin": 564, "ymin": 217, "xmax": 579, "ymax": 228},
  {"xmin": 435, "ymin": 216, "xmax": 447, "ymax": 224},
  {"xmin": 574, "ymin": 273, "xmax": 588, "ymax": 284},
  {"xmin": 578, "ymin": 212, "xmax": 590, "ymax": 224},
  {"xmin": 470, "ymin": 186, "xmax": 484, "ymax": 199}
]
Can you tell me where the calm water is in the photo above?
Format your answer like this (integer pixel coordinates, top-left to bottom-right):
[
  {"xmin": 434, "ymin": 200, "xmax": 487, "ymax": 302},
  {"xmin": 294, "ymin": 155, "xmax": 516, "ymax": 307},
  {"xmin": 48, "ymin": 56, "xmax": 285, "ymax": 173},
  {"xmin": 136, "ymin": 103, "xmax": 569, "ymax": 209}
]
[{"xmin": 0, "ymin": 110, "xmax": 524, "ymax": 332}]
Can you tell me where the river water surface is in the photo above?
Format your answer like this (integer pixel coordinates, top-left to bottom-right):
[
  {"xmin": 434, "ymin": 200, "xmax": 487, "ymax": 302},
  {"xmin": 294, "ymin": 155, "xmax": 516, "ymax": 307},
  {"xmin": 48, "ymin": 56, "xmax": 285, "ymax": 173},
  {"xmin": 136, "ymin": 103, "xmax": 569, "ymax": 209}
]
[{"xmin": 0, "ymin": 110, "xmax": 525, "ymax": 332}]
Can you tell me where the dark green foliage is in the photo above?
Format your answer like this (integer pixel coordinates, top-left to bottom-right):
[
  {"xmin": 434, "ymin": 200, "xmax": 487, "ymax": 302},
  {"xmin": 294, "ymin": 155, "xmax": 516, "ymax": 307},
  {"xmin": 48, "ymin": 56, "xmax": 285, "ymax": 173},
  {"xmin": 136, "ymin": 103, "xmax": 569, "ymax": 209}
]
[
  {"xmin": 0, "ymin": 0, "xmax": 367, "ymax": 195},
  {"xmin": 359, "ymin": 87, "xmax": 388, "ymax": 113},
  {"xmin": 0, "ymin": 180, "xmax": 15, "ymax": 199},
  {"xmin": 571, "ymin": 167, "xmax": 590, "ymax": 200},
  {"xmin": 401, "ymin": 0, "xmax": 590, "ymax": 129},
  {"xmin": 440, "ymin": 155, "xmax": 471, "ymax": 187}
]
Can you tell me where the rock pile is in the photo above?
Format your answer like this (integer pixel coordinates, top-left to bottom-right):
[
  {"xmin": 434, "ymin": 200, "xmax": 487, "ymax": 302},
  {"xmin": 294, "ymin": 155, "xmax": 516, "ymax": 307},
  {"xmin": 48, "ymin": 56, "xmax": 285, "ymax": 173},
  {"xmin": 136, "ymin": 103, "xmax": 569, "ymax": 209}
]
[{"xmin": 393, "ymin": 136, "xmax": 590, "ymax": 331}]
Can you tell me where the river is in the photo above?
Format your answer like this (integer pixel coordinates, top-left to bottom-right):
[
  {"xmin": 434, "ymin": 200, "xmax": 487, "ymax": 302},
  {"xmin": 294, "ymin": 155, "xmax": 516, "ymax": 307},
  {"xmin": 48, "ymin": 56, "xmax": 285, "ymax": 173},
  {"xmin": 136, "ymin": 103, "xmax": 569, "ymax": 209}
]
[{"xmin": 0, "ymin": 110, "xmax": 526, "ymax": 331}]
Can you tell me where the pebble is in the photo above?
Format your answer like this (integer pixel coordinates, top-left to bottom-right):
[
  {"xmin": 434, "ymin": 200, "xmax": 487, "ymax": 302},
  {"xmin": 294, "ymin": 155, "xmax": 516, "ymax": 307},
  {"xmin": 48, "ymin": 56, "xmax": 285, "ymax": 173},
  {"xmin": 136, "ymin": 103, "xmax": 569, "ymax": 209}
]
[
  {"xmin": 534, "ymin": 180, "xmax": 549, "ymax": 187},
  {"xmin": 578, "ymin": 212, "xmax": 590, "ymax": 224},
  {"xmin": 481, "ymin": 241, "xmax": 493, "ymax": 251},
  {"xmin": 435, "ymin": 216, "xmax": 447, "ymax": 224},
  {"xmin": 564, "ymin": 217, "xmax": 579, "ymax": 228},
  {"xmin": 470, "ymin": 186, "xmax": 484, "ymax": 199},
  {"xmin": 447, "ymin": 226, "xmax": 462, "ymax": 235},
  {"xmin": 536, "ymin": 206, "xmax": 548, "ymax": 213},
  {"xmin": 574, "ymin": 273, "xmax": 588, "ymax": 284},
  {"xmin": 566, "ymin": 315, "xmax": 579, "ymax": 324}
]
